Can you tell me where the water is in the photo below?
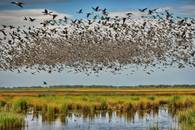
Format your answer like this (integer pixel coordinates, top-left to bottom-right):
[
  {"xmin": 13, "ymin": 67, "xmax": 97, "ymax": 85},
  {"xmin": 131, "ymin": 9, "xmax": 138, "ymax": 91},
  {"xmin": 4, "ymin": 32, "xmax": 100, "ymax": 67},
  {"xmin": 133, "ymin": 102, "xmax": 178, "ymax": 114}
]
[{"xmin": 22, "ymin": 107, "xmax": 180, "ymax": 130}]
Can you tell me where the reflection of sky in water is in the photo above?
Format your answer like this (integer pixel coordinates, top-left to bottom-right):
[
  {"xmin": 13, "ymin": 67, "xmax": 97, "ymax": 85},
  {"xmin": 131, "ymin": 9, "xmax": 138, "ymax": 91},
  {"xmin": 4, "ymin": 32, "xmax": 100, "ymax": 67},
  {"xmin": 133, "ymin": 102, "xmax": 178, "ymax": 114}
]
[
  {"xmin": 0, "ymin": 66, "xmax": 194, "ymax": 87},
  {"xmin": 25, "ymin": 108, "xmax": 180, "ymax": 130}
]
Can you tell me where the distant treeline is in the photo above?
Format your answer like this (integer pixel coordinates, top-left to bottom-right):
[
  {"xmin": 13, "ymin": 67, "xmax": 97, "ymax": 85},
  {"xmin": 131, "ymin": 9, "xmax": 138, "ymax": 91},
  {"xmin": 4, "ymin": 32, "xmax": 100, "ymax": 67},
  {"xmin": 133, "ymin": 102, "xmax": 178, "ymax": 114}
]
[{"xmin": 0, "ymin": 84, "xmax": 195, "ymax": 89}]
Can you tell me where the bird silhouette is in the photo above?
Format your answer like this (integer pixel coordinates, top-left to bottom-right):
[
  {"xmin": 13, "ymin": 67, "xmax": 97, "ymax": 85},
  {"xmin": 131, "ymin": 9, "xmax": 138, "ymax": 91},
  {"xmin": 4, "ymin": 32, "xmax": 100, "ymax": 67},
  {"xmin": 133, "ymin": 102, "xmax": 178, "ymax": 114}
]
[
  {"xmin": 102, "ymin": 8, "xmax": 108, "ymax": 16},
  {"xmin": 51, "ymin": 14, "xmax": 58, "ymax": 19},
  {"xmin": 2, "ymin": 25, "xmax": 7, "ymax": 28},
  {"xmin": 87, "ymin": 13, "xmax": 92, "ymax": 18},
  {"xmin": 43, "ymin": 81, "xmax": 47, "ymax": 85},
  {"xmin": 92, "ymin": 6, "xmax": 100, "ymax": 12},
  {"xmin": 77, "ymin": 9, "xmax": 83, "ymax": 14},
  {"xmin": 11, "ymin": 1, "xmax": 24, "ymax": 8},
  {"xmin": 139, "ymin": 8, "xmax": 148, "ymax": 12},
  {"xmin": 29, "ymin": 17, "xmax": 36, "ymax": 22},
  {"xmin": 24, "ymin": 17, "xmax": 28, "ymax": 21},
  {"xmin": 0, "ymin": 29, "xmax": 7, "ymax": 36},
  {"xmin": 42, "ymin": 9, "xmax": 52, "ymax": 15},
  {"xmin": 126, "ymin": 12, "xmax": 133, "ymax": 16}
]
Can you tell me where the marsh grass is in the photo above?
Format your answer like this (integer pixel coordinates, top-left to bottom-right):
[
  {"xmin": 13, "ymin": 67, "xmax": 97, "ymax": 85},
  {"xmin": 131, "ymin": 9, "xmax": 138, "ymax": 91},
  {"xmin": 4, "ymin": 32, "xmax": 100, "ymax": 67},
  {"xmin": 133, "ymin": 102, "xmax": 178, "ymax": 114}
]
[
  {"xmin": 150, "ymin": 126, "xmax": 159, "ymax": 130},
  {"xmin": 0, "ymin": 100, "xmax": 6, "ymax": 108},
  {"xmin": 0, "ymin": 112, "xmax": 24, "ymax": 129},
  {"xmin": 0, "ymin": 95, "xmax": 194, "ymax": 115},
  {"xmin": 178, "ymin": 108, "xmax": 195, "ymax": 130},
  {"xmin": 147, "ymin": 96, "xmax": 156, "ymax": 101},
  {"xmin": 0, "ymin": 88, "xmax": 195, "ymax": 129},
  {"xmin": 13, "ymin": 98, "xmax": 28, "ymax": 112}
]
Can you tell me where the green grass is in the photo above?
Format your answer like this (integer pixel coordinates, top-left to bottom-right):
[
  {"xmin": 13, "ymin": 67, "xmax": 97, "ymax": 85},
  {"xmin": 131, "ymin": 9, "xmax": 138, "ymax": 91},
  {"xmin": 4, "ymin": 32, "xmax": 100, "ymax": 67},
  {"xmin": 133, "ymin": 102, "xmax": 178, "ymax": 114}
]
[
  {"xmin": 150, "ymin": 126, "xmax": 159, "ymax": 130},
  {"xmin": 178, "ymin": 108, "xmax": 195, "ymax": 130},
  {"xmin": 0, "ymin": 112, "xmax": 24, "ymax": 129},
  {"xmin": 0, "ymin": 88, "xmax": 194, "ymax": 129},
  {"xmin": 12, "ymin": 98, "xmax": 28, "ymax": 112},
  {"xmin": 0, "ymin": 95, "xmax": 194, "ymax": 114}
]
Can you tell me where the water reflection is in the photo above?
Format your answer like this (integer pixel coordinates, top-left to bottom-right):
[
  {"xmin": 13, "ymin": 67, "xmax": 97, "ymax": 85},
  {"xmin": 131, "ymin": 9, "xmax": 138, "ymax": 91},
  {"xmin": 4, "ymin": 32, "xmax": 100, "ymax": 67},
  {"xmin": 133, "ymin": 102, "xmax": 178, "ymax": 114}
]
[{"xmin": 23, "ymin": 107, "xmax": 180, "ymax": 130}]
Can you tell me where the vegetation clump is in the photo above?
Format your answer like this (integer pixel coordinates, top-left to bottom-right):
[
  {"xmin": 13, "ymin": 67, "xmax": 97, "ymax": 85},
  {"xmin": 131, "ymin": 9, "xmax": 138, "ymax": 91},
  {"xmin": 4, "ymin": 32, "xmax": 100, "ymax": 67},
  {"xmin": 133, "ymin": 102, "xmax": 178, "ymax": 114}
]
[
  {"xmin": 0, "ymin": 112, "xmax": 24, "ymax": 129},
  {"xmin": 178, "ymin": 108, "xmax": 195, "ymax": 130}
]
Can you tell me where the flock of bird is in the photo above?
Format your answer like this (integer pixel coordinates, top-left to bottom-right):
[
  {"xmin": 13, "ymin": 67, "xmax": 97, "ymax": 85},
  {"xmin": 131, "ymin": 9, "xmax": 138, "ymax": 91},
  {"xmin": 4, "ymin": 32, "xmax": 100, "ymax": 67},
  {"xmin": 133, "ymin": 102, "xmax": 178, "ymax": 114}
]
[{"xmin": 0, "ymin": 1, "xmax": 195, "ymax": 75}]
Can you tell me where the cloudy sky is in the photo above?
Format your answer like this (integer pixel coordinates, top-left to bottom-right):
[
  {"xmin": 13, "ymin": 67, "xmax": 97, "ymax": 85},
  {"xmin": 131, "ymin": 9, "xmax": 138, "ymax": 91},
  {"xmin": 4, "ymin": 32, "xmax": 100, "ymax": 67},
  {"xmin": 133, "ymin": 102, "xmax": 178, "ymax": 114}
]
[
  {"xmin": 0, "ymin": 0, "xmax": 195, "ymax": 25},
  {"xmin": 0, "ymin": 0, "xmax": 195, "ymax": 87}
]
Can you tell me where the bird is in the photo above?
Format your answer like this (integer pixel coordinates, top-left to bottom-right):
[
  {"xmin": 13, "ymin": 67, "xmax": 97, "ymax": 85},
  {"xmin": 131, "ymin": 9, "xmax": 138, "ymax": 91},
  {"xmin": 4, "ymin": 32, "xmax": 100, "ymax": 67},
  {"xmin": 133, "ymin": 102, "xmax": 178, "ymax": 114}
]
[
  {"xmin": 40, "ymin": 21, "xmax": 49, "ymax": 27},
  {"xmin": 146, "ymin": 72, "xmax": 151, "ymax": 75},
  {"xmin": 2, "ymin": 25, "xmax": 7, "ymax": 28},
  {"xmin": 148, "ymin": 10, "xmax": 153, "ymax": 15},
  {"xmin": 77, "ymin": 9, "xmax": 83, "ymax": 14},
  {"xmin": 102, "ymin": 8, "xmax": 108, "ymax": 16},
  {"xmin": 24, "ymin": 17, "xmax": 28, "ymax": 21},
  {"xmin": 51, "ymin": 14, "xmax": 58, "ymax": 19},
  {"xmin": 42, "ymin": 9, "xmax": 52, "ymax": 15},
  {"xmin": 43, "ymin": 81, "xmax": 47, "ymax": 85},
  {"xmin": 11, "ymin": 1, "xmax": 24, "ymax": 8},
  {"xmin": 139, "ymin": 8, "xmax": 148, "ymax": 12},
  {"xmin": 87, "ymin": 13, "xmax": 92, "ymax": 18},
  {"xmin": 126, "ymin": 12, "xmax": 133, "ymax": 16},
  {"xmin": 92, "ymin": 6, "xmax": 101, "ymax": 12},
  {"xmin": 0, "ymin": 29, "xmax": 7, "ymax": 36},
  {"xmin": 165, "ymin": 10, "xmax": 172, "ymax": 19},
  {"xmin": 122, "ymin": 17, "xmax": 126, "ymax": 24},
  {"xmin": 9, "ymin": 25, "xmax": 15, "ymax": 29},
  {"xmin": 148, "ymin": 8, "xmax": 158, "ymax": 15},
  {"xmin": 93, "ymin": 15, "xmax": 98, "ymax": 20},
  {"xmin": 29, "ymin": 17, "xmax": 36, "ymax": 22}
]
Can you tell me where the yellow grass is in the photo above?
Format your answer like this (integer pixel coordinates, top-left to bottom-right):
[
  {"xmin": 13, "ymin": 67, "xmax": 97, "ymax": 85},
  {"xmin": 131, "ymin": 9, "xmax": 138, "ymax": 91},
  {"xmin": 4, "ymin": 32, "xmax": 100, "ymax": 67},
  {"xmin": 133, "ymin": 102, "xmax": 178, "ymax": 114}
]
[{"xmin": 1, "ymin": 87, "xmax": 195, "ymax": 96}]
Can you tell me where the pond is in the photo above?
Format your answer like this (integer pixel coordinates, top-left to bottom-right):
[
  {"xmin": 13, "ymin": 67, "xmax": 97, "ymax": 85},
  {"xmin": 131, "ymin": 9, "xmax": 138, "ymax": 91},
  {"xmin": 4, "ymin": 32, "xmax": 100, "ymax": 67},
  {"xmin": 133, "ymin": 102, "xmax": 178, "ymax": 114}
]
[{"xmin": 14, "ymin": 107, "xmax": 181, "ymax": 130}]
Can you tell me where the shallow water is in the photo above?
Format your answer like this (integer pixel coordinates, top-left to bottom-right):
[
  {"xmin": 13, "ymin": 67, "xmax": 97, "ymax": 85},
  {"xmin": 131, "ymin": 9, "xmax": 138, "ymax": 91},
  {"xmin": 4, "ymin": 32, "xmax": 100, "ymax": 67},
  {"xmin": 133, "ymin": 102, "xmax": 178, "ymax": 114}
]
[{"xmin": 21, "ymin": 107, "xmax": 181, "ymax": 130}]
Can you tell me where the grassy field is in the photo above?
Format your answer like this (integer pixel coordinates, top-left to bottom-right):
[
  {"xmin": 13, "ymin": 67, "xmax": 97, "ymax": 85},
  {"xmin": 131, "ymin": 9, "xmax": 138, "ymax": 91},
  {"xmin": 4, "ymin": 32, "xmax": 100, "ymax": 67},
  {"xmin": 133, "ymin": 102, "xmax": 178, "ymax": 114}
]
[
  {"xmin": 1, "ymin": 87, "xmax": 195, "ymax": 96},
  {"xmin": 0, "ymin": 87, "xmax": 195, "ymax": 112},
  {"xmin": 0, "ymin": 87, "xmax": 195, "ymax": 129}
]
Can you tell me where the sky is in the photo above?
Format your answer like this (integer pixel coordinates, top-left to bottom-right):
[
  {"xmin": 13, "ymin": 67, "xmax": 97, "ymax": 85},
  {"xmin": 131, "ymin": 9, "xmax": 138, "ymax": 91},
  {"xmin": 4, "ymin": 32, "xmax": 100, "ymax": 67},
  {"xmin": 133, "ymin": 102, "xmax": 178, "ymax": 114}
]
[
  {"xmin": 0, "ymin": 0, "xmax": 195, "ymax": 25},
  {"xmin": 0, "ymin": 0, "xmax": 195, "ymax": 87}
]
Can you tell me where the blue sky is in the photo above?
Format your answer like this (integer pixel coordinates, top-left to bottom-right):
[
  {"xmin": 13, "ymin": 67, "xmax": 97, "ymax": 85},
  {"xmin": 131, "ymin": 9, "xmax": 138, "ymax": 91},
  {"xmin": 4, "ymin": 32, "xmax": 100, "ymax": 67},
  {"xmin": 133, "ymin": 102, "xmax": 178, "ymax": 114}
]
[
  {"xmin": 0, "ymin": 0, "xmax": 195, "ymax": 87},
  {"xmin": 0, "ymin": 0, "xmax": 195, "ymax": 16}
]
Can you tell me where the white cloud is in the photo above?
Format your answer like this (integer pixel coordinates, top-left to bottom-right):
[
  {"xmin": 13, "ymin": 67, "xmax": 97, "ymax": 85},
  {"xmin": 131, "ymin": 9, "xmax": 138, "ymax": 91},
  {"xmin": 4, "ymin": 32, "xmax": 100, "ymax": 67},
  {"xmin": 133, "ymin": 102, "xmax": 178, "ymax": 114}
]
[
  {"xmin": 108, "ymin": 7, "xmax": 172, "ymax": 19},
  {"xmin": 108, "ymin": 10, "xmax": 147, "ymax": 18},
  {"xmin": 176, "ymin": 4, "xmax": 195, "ymax": 16}
]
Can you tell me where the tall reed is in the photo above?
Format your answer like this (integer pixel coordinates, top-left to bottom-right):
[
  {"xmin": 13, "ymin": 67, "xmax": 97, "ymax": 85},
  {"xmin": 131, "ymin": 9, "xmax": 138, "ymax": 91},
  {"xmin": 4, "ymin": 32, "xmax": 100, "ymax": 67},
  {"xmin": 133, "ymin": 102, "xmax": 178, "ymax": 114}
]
[{"xmin": 0, "ymin": 112, "xmax": 24, "ymax": 129}]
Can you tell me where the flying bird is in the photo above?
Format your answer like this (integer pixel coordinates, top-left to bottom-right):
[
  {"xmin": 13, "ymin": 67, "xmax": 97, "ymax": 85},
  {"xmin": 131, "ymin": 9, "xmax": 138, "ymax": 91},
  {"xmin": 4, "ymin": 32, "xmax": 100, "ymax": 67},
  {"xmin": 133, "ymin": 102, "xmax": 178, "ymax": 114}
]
[
  {"xmin": 87, "ymin": 13, "xmax": 92, "ymax": 18},
  {"xmin": 29, "ymin": 17, "xmax": 36, "ymax": 22},
  {"xmin": 24, "ymin": 17, "xmax": 28, "ymax": 21},
  {"xmin": 0, "ymin": 29, "xmax": 7, "ymax": 36},
  {"xmin": 2, "ymin": 25, "xmax": 7, "ymax": 28},
  {"xmin": 77, "ymin": 9, "xmax": 83, "ymax": 14},
  {"xmin": 42, "ymin": 9, "xmax": 52, "ymax": 15},
  {"xmin": 165, "ymin": 10, "xmax": 172, "ymax": 19},
  {"xmin": 122, "ymin": 17, "xmax": 126, "ymax": 24},
  {"xmin": 126, "ymin": 12, "xmax": 133, "ymax": 16},
  {"xmin": 64, "ymin": 16, "xmax": 68, "ymax": 23},
  {"xmin": 139, "ymin": 8, "xmax": 148, "ymax": 12},
  {"xmin": 102, "ymin": 8, "xmax": 108, "ymax": 15},
  {"xmin": 51, "ymin": 14, "xmax": 58, "ymax": 19},
  {"xmin": 43, "ymin": 81, "xmax": 47, "ymax": 85},
  {"xmin": 92, "ymin": 6, "xmax": 101, "ymax": 12},
  {"xmin": 11, "ymin": 1, "xmax": 24, "ymax": 8}
]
